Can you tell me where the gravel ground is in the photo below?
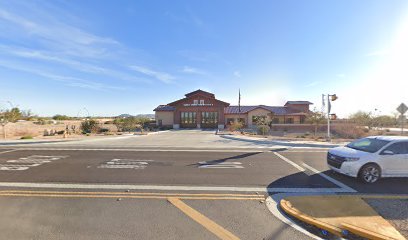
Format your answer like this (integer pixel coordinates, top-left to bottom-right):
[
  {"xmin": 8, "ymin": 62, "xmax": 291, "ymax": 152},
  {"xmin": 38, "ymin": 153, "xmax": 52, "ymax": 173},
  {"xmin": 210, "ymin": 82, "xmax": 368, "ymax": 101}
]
[{"xmin": 365, "ymin": 198, "xmax": 408, "ymax": 238}]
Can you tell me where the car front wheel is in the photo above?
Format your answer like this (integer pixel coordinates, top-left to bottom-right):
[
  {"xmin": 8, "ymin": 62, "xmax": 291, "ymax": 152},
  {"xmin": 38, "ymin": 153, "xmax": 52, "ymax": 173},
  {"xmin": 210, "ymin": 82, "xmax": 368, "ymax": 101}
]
[{"xmin": 359, "ymin": 164, "xmax": 381, "ymax": 184}]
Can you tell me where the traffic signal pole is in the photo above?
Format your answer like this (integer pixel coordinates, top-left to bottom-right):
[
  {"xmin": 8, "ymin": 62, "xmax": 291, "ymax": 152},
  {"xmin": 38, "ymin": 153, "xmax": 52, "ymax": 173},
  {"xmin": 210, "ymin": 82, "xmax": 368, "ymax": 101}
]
[
  {"xmin": 327, "ymin": 94, "xmax": 331, "ymax": 141},
  {"xmin": 326, "ymin": 94, "xmax": 338, "ymax": 142}
]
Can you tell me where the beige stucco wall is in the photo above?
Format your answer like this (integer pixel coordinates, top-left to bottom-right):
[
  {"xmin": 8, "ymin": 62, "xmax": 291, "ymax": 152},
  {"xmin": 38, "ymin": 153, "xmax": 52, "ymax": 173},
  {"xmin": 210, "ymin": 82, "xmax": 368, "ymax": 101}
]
[
  {"xmin": 247, "ymin": 108, "xmax": 272, "ymax": 125},
  {"xmin": 225, "ymin": 112, "xmax": 305, "ymax": 125},
  {"xmin": 155, "ymin": 111, "xmax": 174, "ymax": 126}
]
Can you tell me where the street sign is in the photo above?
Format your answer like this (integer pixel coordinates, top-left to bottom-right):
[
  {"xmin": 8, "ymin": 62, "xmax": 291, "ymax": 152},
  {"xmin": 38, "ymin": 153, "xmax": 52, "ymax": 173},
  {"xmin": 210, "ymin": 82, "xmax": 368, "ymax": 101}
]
[
  {"xmin": 398, "ymin": 115, "xmax": 406, "ymax": 123},
  {"xmin": 397, "ymin": 103, "xmax": 408, "ymax": 115}
]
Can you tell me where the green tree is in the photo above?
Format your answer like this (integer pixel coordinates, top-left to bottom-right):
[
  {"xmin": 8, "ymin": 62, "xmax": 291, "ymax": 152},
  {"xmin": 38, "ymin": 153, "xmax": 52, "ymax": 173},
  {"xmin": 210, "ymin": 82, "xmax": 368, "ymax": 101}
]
[
  {"xmin": 372, "ymin": 115, "xmax": 397, "ymax": 128},
  {"xmin": 114, "ymin": 117, "xmax": 150, "ymax": 132},
  {"xmin": 0, "ymin": 107, "xmax": 23, "ymax": 139},
  {"xmin": 349, "ymin": 111, "xmax": 373, "ymax": 129},
  {"xmin": 3, "ymin": 107, "xmax": 22, "ymax": 123},
  {"xmin": 80, "ymin": 119, "xmax": 100, "ymax": 134},
  {"xmin": 53, "ymin": 114, "xmax": 72, "ymax": 121},
  {"xmin": 306, "ymin": 108, "xmax": 326, "ymax": 136},
  {"xmin": 252, "ymin": 115, "xmax": 271, "ymax": 135}
]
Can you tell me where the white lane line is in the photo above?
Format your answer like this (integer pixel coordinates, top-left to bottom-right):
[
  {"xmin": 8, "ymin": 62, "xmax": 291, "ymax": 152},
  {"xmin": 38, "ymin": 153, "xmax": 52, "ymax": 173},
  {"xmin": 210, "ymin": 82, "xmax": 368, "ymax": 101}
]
[
  {"xmin": 0, "ymin": 149, "xmax": 18, "ymax": 155},
  {"xmin": 274, "ymin": 152, "xmax": 356, "ymax": 192},
  {"xmin": 0, "ymin": 182, "xmax": 350, "ymax": 193},
  {"xmin": 273, "ymin": 152, "xmax": 305, "ymax": 172},
  {"xmin": 301, "ymin": 163, "xmax": 356, "ymax": 193},
  {"xmin": 265, "ymin": 196, "xmax": 322, "ymax": 240},
  {"xmin": 284, "ymin": 151, "xmax": 328, "ymax": 153},
  {"xmin": 2, "ymin": 148, "xmax": 266, "ymax": 153}
]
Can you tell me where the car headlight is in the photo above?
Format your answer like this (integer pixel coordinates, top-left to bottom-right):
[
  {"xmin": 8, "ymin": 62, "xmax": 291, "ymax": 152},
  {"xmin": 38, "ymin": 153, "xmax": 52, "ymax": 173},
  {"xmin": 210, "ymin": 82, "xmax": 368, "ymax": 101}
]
[{"xmin": 345, "ymin": 157, "xmax": 360, "ymax": 161}]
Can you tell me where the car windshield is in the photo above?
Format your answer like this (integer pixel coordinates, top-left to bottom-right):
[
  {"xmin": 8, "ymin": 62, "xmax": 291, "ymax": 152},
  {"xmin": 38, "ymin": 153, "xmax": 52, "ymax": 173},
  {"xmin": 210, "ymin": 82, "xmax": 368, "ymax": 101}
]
[{"xmin": 346, "ymin": 138, "xmax": 391, "ymax": 153}]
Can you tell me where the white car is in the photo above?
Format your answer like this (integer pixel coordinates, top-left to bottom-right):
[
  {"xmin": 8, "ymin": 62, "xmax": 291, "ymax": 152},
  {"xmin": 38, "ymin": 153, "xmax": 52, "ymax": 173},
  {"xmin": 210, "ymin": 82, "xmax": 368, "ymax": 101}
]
[{"xmin": 328, "ymin": 136, "xmax": 408, "ymax": 183}]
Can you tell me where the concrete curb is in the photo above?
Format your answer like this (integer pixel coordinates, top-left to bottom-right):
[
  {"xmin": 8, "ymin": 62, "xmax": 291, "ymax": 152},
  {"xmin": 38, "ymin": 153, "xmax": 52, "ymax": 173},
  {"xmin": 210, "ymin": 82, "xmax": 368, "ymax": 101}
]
[
  {"xmin": 280, "ymin": 197, "xmax": 406, "ymax": 240},
  {"xmin": 341, "ymin": 223, "xmax": 399, "ymax": 240},
  {"xmin": 279, "ymin": 199, "xmax": 343, "ymax": 236}
]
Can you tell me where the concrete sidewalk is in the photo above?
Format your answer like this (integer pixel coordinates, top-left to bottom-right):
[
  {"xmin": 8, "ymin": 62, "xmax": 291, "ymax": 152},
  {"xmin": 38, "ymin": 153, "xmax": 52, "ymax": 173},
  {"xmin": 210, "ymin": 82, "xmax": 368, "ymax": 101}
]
[
  {"xmin": 219, "ymin": 134, "xmax": 345, "ymax": 148},
  {"xmin": 280, "ymin": 195, "xmax": 407, "ymax": 240}
]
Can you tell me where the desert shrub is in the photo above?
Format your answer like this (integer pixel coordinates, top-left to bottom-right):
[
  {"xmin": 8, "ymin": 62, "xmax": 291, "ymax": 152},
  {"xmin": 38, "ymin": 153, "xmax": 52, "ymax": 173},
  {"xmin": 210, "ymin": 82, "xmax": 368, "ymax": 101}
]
[
  {"xmin": 104, "ymin": 121, "xmax": 114, "ymax": 124},
  {"xmin": 228, "ymin": 121, "xmax": 243, "ymax": 131},
  {"xmin": 56, "ymin": 130, "xmax": 65, "ymax": 135},
  {"xmin": 20, "ymin": 135, "xmax": 33, "ymax": 139},
  {"xmin": 80, "ymin": 119, "xmax": 100, "ymax": 134},
  {"xmin": 159, "ymin": 126, "xmax": 173, "ymax": 130},
  {"xmin": 52, "ymin": 115, "xmax": 71, "ymax": 120},
  {"xmin": 362, "ymin": 128, "xmax": 369, "ymax": 133},
  {"xmin": 257, "ymin": 125, "xmax": 270, "ymax": 135},
  {"xmin": 332, "ymin": 124, "xmax": 366, "ymax": 139},
  {"xmin": 34, "ymin": 119, "xmax": 47, "ymax": 125},
  {"xmin": 99, "ymin": 128, "xmax": 109, "ymax": 133}
]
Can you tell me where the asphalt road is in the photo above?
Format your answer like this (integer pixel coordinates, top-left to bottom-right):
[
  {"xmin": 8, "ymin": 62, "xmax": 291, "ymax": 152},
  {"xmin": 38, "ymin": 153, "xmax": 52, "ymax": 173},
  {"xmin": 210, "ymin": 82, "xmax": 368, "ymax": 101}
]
[{"xmin": 0, "ymin": 132, "xmax": 407, "ymax": 239}]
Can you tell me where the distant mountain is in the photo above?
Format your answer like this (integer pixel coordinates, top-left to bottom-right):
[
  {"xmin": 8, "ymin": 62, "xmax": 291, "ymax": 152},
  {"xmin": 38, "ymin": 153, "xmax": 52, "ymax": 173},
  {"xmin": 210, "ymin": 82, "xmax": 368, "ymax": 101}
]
[
  {"xmin": 116, "ymin": 114, "xmax": 155, "ymax": 119},
  {"xmin": 135, "ymin": 114, "xmax": 155, "ymax": 119},
  {"xmin": 116, "ymin": 114, "xmax": 133, "ymax": 118}
]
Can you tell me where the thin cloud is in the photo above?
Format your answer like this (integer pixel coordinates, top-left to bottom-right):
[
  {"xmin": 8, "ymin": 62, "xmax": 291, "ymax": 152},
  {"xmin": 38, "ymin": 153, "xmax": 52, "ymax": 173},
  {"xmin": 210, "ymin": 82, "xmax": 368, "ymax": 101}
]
[
  {"xmin": 181, "ymin": 66, "xmax": 206, "ymax": 75},
  {"xmin": 305, "ymin": 81, "xmax": 320, "ymax": 87},
  {"xmin": 0, "ymin": 45, "xmax": 148, "ymax": 83},
  {"xmin": 0, "ymin": 60, "xmax": 124, "ymax": 91},
  {"xmin": 130, "ymin": 65, "xmax": 175, "ymax": 84},
  {"xmin": 233, "ymin": 71, "xmax": 241, "ymax": 78},
  {"xmin": 0, "ymin": 8, "xmax": 118, "ymax": 59}
]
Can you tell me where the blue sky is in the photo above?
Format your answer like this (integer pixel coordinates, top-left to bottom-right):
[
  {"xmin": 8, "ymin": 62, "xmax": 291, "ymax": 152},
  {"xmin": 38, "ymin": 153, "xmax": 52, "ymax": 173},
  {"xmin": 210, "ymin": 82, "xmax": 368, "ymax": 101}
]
[{"xmin": 0, "ymin": 0, "xmax": 408, "ymax": 117}]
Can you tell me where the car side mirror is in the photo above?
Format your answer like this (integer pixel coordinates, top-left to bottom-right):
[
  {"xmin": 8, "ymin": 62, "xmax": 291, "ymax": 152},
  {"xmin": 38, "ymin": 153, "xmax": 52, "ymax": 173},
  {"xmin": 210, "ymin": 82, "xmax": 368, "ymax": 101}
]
[{"xmin": 382, "ymin": 150, "xmax": 394, "ymax": 155}]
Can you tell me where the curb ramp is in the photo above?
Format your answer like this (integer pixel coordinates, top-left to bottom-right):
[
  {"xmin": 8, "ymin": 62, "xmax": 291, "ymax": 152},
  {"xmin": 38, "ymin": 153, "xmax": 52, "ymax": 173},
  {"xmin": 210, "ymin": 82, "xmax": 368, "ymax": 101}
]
[{"xmin": 280, "ymin": 195, "xmax": 406, "ymax": 240}]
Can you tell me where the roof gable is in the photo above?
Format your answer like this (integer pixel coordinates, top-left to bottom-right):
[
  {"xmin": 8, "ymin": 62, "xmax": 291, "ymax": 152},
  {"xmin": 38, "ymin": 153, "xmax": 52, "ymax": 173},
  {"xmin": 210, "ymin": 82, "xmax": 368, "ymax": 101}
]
[
  {"xmin": 153, "ymin": 105, "xmax": 176, "ymax": 111},
  {"xmin": 284, "ymin": 101, "xmax": 313, "ymax": 106},
  {"xmin": 185, "ymin": 89, "xmax": 215, "ymax": 98}
]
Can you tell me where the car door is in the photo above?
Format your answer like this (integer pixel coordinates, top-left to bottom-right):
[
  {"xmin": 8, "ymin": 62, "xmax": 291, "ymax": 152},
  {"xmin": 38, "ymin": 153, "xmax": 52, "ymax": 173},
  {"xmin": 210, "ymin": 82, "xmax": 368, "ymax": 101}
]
[
  {"xmin": 379, "ymin": 142, "xmax": 408, "ymax": 176},
  {"xmin": 400, "ymin": 142, "xmax": 408, "ymax": 175}
]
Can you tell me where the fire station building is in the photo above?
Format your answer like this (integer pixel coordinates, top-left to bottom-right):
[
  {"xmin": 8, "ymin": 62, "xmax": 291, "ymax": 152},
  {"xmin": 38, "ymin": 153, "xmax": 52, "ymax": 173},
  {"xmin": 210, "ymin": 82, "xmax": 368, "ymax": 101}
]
[{"xmin": 154, "ymin": 89, "xmax": 312, "ymax": 129}]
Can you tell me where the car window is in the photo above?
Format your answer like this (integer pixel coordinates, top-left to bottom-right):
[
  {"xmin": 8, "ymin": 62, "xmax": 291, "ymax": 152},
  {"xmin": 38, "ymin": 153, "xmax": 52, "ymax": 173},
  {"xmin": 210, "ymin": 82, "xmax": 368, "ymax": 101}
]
[
  {"xmin": 346, "ymin": 138, "xmax": 390, "ymax": 153},
  {"xmin": 382, "ymin": 142, "xmax": 408, "ymax": 155}
]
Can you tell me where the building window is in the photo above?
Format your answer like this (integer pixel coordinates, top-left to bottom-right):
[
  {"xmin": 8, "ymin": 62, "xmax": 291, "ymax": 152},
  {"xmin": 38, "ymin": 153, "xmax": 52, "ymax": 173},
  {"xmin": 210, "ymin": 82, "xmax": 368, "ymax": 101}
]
[
  {"xmin": 226, "ymin": 118, "xmax": 235, "ymax": 125},
  {"xmin": 200, "ymin": 99, "xmax": 204, "ymax": 105},
  {"xmin": 238, "ymin": 118, "xmax": 245, "ymax": 124},
  {"xmin": 193, "ymin": 100, "xmax": 198, "ymax": 105},
  {"xmin": 300, "ymin": 116, "xmax": 306, "ymax": 124},
  {"xmin": 201, "ymin": 112, "xmax": 218, "ymax": 124},
  {"xmin": 181, "ymin": 112, "xmax": 196, "ymax": 124},
  {"xmin": 285, "ymin": 118, "xmax": 294, "ymax": 124},
  {"xmin": 272, "ymin": 118, "xmax": 280, "ymax": 124}
]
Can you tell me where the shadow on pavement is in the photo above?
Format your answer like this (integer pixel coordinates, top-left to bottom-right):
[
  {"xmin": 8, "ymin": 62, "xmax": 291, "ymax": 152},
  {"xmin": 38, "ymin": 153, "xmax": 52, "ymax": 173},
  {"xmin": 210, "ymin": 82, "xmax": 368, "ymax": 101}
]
[
  {"xmin": 219, "ymin": 135, "xmax": 340, "ymax": 148},
  {"xmin": 323, "ymin": 170, "xmax": 408, "ymax": 194},
  {"xmin": 187, "ymin": 152, "xmax": 261, "ymax": 166},
  {"xmin": 267, "ymin": 171, "xmax": 339, "ymax": 189}
]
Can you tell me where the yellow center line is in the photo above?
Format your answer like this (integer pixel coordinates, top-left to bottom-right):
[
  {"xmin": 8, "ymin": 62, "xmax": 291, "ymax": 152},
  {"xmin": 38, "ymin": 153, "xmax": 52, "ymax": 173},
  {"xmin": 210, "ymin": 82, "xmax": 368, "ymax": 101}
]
[
  {"xmin": 0, "ymin": 190, "xmax": 261, "ymax": 197},
  {"xmin": 168, "ymin": 197, "xmax": 240, "ymax": 240},
  {"xmin": 0, "ymin": 193, "xmax": 264, "ymax": 201}
]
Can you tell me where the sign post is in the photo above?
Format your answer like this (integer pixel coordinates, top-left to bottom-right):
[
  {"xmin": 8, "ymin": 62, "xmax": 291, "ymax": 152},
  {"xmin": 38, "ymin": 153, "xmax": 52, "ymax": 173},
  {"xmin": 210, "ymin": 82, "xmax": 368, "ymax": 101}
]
[{"xmin": 396, "ymin": 103, "xmax": 408, "ymax": 135}]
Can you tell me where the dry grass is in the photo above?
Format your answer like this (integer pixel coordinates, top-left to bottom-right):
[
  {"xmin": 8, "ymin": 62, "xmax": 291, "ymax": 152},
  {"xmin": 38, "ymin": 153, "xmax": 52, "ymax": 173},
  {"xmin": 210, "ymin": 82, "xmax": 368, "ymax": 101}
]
[{"xmin": 1, "ymin": 119, "xmax": 117, "ymax": 139}]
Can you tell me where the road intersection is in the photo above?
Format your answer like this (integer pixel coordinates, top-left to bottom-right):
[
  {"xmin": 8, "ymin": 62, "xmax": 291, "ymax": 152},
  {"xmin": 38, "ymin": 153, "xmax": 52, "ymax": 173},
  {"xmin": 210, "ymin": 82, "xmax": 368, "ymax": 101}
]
[{"xmin": 0, "ymin": 130, "xmax": 406, "ymax": 239}]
